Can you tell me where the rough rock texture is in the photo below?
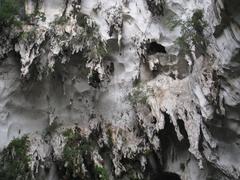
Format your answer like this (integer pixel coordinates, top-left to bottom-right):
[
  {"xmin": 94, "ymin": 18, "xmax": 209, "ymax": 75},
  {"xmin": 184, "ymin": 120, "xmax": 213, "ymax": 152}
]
[{"xmin": 0, "ymin": 0, "xmax": 239, "ymax": 179}]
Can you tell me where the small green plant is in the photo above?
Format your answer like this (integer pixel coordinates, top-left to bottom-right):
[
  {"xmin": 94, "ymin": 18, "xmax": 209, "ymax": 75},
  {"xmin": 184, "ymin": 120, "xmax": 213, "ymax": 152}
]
[
  {"xmin": 176, "ymin": 36, "xmax": 192, "ymax": 55},
  {"xmin": 19, "ymin": 29, "xmax": 36, "ymax": 41},
  {"xmin": 96, "ymin": 42, "xmax": 108, "ymax": 58},
  {"xmin": 0, "ymin": 136, "xmax": 31, "ymax": 179},
  {"xmin": 0, "ymin": 0, "xmax": 22, "ymax": 26},
  {"xmin": 95, "ymin": 165, "xmax": 109, "ymax": 180},
  {"xmin": 32, "ymin": 10, "xmax": 46, "ymax": 22},
  {"xmin": 166, "ymin": 17, "xmax": 181, "ymax": 31},
  {"xmin": 60, "ymin": 128, "xmax": 92, "ymax": 178},
  {"xmin": 0, "ymin": 0, "xmax": 47, "ymax": 28},
  {"xmin": 53, "ymin": 15, "xmax": 69, "ymax": 25},
  {"xmin": 44, "ymin": 120, "xmax": 61, "ymax": 137},
  {"xmin": 76, "ymin": 13, "xmax": 88, "ymax": 28},
  {"xmin": 76, "ymin": 13, "xmax": 99, "ymax": 39},
  {"xmin": 128, "ymin": 84, "xmax": 152, "ymax": 105},
  {"xmin": 176, "ymin": 9, "xmax": 209, "ymax": 57},
  {"xmin": 132, "ymin": 75, "xmax": 141, "ymax": 87}
]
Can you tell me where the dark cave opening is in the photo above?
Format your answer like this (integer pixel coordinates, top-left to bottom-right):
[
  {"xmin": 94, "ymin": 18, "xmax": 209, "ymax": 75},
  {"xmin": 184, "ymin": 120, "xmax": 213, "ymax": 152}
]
[
  {"xmin": 177, "ymin": 119, "xmax": 190, "ymax": 147},
  {"xmin": 151, "ymin": 171, "xmax": 181, "ymax": 180},
  {"xmin": 89, "ymin": 70, "xmax": 101, "ymax": 88},
  {"xmin": 148, "ymin": 113, "xmax": 188, "ymax": 180},
  {"xmin": 159, "ymin": 113, "xmax": 190, "ymax": 149},
  {"xmin": 147, "ymin": 41, "xmax": 167, "ymax": 55}
]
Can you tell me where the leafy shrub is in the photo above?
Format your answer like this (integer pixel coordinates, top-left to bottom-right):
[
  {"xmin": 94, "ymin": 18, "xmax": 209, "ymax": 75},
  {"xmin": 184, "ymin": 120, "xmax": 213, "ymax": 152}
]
[
  {"xmin": 95, "ymin": 165, "xmax": 109, "ymax": 180},
  {"xmin": 165, "ymin": 17, "xmax": 181, "ymax": 31},
  {"xmin": 0, "ymin": 0, "xmax": 46, "ymax": 27},
  {"xmin": 44, "ymin": 120, "xmax": 61, "ymax": 137},
  {"xmin": 30, "ymin": 10, "xmax": 46, "ymax": 22},
  {"xmin": 0, "ymin": 136, "xmax": 31, "ymax": 180},
  {"xmin": 58, "ymin": 128, "xmax": 92, "ymax": 178},
  {"xmin": 128, "ymin": 84, "xmax": 152, "ymax": 105},
  {"xmin": 19, "ymin": 29, "xmax": 36, "ymax": 41},
  {"xmin": 176, "ymin": 9, "xmax": 209, "ymax": 57},
  {"xmin": 0, "ymin": 0, "xmax": 21, "ymax": 26},
  {"xmin": 53, "ymin": 15, "xmax": 69, "ymax": 25}
]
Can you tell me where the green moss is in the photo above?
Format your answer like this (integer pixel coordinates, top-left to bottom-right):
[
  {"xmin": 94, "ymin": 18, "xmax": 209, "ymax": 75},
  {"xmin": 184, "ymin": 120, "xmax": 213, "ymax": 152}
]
[
  {"xmin": 0, "ymin": 136, "xmax": 31, "ymax": 180},
  {"xmin": 128, "ymin": 84, "xmax": 151, "ymax": 105},
  {"xmin": 63, "ymin": 128, "xmax": 75, "ymax": 139},
  {"xmin": 95, "ymin": 166, "xmax": 109, "ymax": 180},
  {"xmin": 19, "ymin": 29, "xmax": 36, "ymax": 41},
  {"xmin": 0, "ymin": 0, "xmax": 22, "ymax": 26},
  {"xmin": 143, "ymin": 149, "xmax": 152, "ymax": 156}
]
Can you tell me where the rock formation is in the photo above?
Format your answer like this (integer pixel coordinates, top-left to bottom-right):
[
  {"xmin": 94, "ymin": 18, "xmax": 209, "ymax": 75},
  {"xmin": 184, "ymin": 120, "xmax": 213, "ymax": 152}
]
[{"xmin": 0, "ymin": 0, "xmax": 239, "ymax": 179}]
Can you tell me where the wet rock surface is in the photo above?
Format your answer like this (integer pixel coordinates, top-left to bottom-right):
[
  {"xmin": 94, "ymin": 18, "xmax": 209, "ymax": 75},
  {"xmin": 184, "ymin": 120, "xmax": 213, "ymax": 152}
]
[{"xmin": 0, "ymin": 0, "xmax": 239, "ymax": 179}]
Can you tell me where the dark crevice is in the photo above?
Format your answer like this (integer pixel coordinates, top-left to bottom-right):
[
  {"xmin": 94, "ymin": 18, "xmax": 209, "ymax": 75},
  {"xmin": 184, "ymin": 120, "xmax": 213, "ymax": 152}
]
[
  {"xmin": 146, "ymin": 41, "xmax": 167, "ymax": 55},
  {"xmin": 159, "ymin": 113, "xmax": 177, "ymax": 146},
  {"xmin": 146, "ymin": 0, "xmax": 165, "ymax": 16},
  {"xmin": 198, "ymin": 126, "xmax": 204, "ymax": 153},
  {"xmin": 152, "ymin": 113, "xmax": 185, "ymax": 180},
  {"xmin": 24, "ymin": 58, "xmax": 42, "ymax": 82},
  {"xmin": 213, "ymin": 10, "xmax": 231, "ymax": 38},
  {"xmin": 214, "ymin": 0, "xmax": 240, "ymax": 38},
  {"xmin": 177, "ymin": 119, "xmax": 190, "ymax": 148},
  {"xmin": 89, "ymin": 70, "xmax": 101, "ymax": 88},
  {"xmin": 151, "ymin": 171, "xmax": 181, "ymax": 180}
]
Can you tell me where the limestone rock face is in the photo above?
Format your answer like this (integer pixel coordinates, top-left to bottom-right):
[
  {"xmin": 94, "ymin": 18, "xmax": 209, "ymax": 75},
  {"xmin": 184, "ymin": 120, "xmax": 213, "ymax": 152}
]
[{"xmin": 0, "ymin": 0, "xmax": 239, "ymax": 179}]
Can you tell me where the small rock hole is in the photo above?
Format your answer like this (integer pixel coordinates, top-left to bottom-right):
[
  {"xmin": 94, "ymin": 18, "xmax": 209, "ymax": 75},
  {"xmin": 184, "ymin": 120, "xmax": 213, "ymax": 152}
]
[
  {"xmin": 147, "ymin": 41, "xmax": 167, "ymax": 55},
  {"xmin": 152, "ymin": 171, "xmax": 181, "ymax": 180}
]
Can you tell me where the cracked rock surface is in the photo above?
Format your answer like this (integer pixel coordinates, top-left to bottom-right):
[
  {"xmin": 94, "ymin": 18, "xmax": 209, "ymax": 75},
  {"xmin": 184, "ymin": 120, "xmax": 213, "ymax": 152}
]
[{"xmin": 0, "ymin": 0, "xmax": 239, "ymax": 179}]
